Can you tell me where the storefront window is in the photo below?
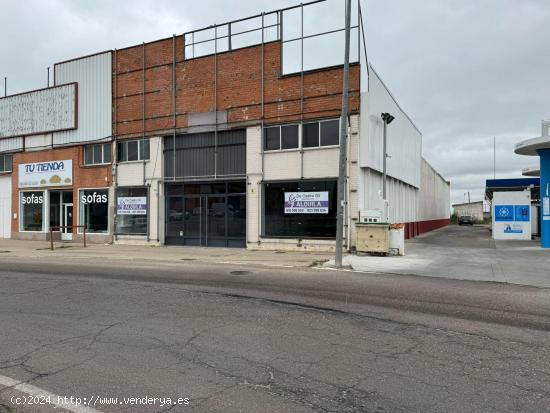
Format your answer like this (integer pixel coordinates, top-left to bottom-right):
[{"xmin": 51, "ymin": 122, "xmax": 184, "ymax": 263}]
[
  {"xmin": 20, "ymin": 191, "xmax": 44, "ymax": 232},
  {"xmin": 79, "ymin": 189, "xmax": 109, "ymax": 233},
  {"xmin": 263, "ymin": 180, "xmax": 337, "ymax": 238},
  {"xmin": 116, "ymin": 187, "xmax": 148, "ymax": 235}
]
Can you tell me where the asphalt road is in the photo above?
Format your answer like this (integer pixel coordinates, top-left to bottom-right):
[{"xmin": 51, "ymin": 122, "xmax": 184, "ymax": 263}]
[{"xmin": 1, "ymin": 257, "xmax": 550, "ymax": 412}]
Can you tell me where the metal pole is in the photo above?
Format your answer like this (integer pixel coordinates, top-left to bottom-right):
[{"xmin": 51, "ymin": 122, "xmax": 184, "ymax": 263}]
[
  {"xmin": 383, "ymin": 120, "xmax": 387, "ymax": 202},
  {"xmin": 335, "ymin": 0, "xmax": 352, "ymax": 268},
  {"xmin": 3, "ymin": 77, "xmax": 6, "ymax": 97},
  {"xmin": 493, "ymin": 136, "xmax": 497, "ymax": 179},
  {"xmin": 47, "ymin": 67, "xmax": 50, "ymax": 87}
]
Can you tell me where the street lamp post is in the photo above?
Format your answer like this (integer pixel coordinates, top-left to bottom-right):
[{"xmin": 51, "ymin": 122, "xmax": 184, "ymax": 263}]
[{"xmin": 381, "ymin": 112, "xmax": 394, "ymax": 220}]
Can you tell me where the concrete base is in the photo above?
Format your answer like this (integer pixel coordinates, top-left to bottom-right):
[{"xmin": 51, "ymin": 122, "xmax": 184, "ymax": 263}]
[{"xmin": 248, "ymin": 238, "xmax": 337, "ymax": 252}]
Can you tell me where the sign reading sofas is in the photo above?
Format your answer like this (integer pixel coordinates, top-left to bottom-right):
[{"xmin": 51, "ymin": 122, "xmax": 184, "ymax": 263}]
[
  {"xmin": 284, "ymin": 191, "xmax": 329, "ymax": 214},
  {"xmin": 18, "ymin": 160, "xmax": 73, "ymax": 188}
]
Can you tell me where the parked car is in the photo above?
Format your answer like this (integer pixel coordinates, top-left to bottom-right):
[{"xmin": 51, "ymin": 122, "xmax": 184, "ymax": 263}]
[{"xmin": 458, "ymin": 215, "xmax": 474, "ymax": 225}]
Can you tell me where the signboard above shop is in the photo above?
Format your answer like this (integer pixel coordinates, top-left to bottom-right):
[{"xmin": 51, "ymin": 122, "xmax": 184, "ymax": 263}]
[
  {"xmin": 284, "ymin": 191, "xmax": 329, "ymax": 214},
  {"xmin": 18, "ymin": 160, "xmax": 73, "ymax": 189},
  {"xmin": 0, "ymin": 83, "xmax": 77, "ymax": 139}
]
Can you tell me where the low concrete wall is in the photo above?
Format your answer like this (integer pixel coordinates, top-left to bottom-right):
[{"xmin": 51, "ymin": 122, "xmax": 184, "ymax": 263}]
[{"xmin": 248, "ymin": 238, "xmax": 336, "ymax": 252}]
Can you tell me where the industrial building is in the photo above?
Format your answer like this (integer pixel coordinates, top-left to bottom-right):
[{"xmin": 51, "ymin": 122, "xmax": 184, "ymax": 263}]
[
  {"xmin": 452, "ymin": 201, "xmax": 484, "ymax": 223},
  {"xmin": 0, "ymin": 0, "xmax": 450, "ymax": 251}
]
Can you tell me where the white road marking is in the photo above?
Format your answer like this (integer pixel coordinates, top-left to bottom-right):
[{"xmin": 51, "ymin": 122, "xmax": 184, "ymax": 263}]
[{"xmin": 0, "ymin": 374, "xmax": 101, "ymax": 413}]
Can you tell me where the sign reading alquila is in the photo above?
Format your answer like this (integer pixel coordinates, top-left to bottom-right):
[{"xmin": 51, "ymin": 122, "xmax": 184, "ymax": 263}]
[
  {"xmin": 284, "ymin": 192, "xmax": 329, "ymax": 214},
  {"xmin": 18, "ymin": 160, "xmax": 73, "ymax": 188}
]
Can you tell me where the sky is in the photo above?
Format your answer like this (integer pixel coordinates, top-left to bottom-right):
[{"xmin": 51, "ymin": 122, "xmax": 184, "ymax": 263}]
[{"xmin": 1, "ymin": 0, "xmax": 549, "ymax": 205}]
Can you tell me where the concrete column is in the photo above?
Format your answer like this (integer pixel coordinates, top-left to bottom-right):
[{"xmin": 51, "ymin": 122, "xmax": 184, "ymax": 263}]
[{"xmin": 537, "ymin": 148, "xmax": 550, "ymax": 248}]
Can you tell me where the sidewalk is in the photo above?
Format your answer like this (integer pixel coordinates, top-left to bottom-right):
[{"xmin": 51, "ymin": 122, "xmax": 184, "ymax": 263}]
[
  {"xmin": 325, "ymin": 225, "xmax": 550, "ymax": 288},
  {"xmin": 0, "ymin": 239, "xmax": 333, "ymax": 269}
]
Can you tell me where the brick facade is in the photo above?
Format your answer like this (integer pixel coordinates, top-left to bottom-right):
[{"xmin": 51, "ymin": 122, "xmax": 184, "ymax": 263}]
[
  {"xmin": 114, "ymin": 38, "xmax": 360, "ymax": 138},
  {"xmin": 11, "ymin": 146, "xmax": 112, "ymax": 239}
]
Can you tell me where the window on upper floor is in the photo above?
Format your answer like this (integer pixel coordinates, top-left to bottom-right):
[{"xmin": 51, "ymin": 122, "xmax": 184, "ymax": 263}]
[
  {"xmin": 264, "ymin": 119, "xmax": 340, "ymax": 151},
  {"xmin": 0, "ymin": 154, "xmax": 13, "ymax": 173},
  {"xmin": 117, "ymin": 139, "xmax": 150, "ymax": 162},
  {"xmin": 84, "ymin": 143, "xmax": 112, "ymax": 166},
  {"xmin": 264, "ymin": 124, "xmax": 300, "ymax": 151}
]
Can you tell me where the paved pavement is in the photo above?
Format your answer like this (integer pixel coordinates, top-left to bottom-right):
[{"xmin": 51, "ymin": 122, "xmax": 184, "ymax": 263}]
[
  {"xmin": 0, "ymin": 239, "xmax": 331, "ymax": 269},
  {"xmin": 329, "ymin": 225, "xmax": 550, "ymax": 288},
  {"xmin": 1, "ymin": 257, "xmax": 550, "ymax": 412}
]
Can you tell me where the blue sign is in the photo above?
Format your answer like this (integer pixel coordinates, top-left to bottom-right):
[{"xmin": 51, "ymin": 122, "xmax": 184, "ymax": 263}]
[
  {"xmin": 495, "ymin": 205, "xmax": 514, "ymax": 222},
  {"xmin": 514, "ymin": 205, "xmax": 530, "ymax": 222},
  {"xmin": 504, "ymin": 225, "xmax": 523, "ymax": 234}
]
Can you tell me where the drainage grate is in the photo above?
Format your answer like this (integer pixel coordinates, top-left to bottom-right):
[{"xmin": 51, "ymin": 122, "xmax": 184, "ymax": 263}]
[
  {"xmin": 230, "ymin": 270, "xmax": 252, "ymax": 276},
  {"xmin": 180, "ymin": 258, "xmax": 196, "ymax": 261},
  {"xmin": 0, "ymin": 251, "xmax": 10, "ymax": 254}
]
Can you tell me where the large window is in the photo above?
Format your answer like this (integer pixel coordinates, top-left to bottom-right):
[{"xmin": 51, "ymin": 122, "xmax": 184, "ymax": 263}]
[
  {"xmin": 263, "ymin": 180, "xmax": 337, "ymax": 238},
  {"xmin": 303, "ymin": 119, "xmax": 339, "ymax": 148},
  {"xmin": 84, "ymin": 143, "xmax": 111, "ymax": 165},
  {"xmin": 116, "ymin": 187, "xmax": 148, "ymax": 235},
  {"xmin": 264, "ymin": 124, "xmax": 299, "ymax": 151},
  {"xmin": 20, "ymin": 191, "xmax": 44, "ymax": 232},
  {"xmin": 0, "ymin": 154, "xmax": 12, "ymax": 173},
  {"xmin": 79, "ymin": 189, "xmax": 109, "ymax": 233},
  {"xmin": 264, "ymin": 119, "xmax": 339, "ymax": 151},
  {"xmin": 117, "ymin": 139, "xmax": 150, "ymax": 162}
]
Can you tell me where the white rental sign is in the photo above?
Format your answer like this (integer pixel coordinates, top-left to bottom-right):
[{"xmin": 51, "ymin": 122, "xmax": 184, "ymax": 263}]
[
  {"xmin": 0, "ymin": 83, "xmax": 77, "ymax": 138},
  {"xmin": 284, "ymin": 191, "xmax": 329, "ymax": 214},
  {"xmin": 117, "ymin": 197, "xmax": 147, "ymax": 215},
  {"xmin": 18, "ymin": 160, "xmax": 73, "ymax": 188}
]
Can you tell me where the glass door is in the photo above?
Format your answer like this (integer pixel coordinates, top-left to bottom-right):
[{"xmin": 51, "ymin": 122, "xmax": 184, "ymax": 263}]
[{"xmin": 62, "ymin": 204, "xmax": 73, "ymax": 241}]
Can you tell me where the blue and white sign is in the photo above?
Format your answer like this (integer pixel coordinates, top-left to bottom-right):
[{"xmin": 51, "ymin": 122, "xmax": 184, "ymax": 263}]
[
  {"xmin": 284, "ymin": 191, "xmax": 329, "ymax": 214},
  {"xmin": 543, "ymin": 197, "xmax": 550, "ymax": 221},
  {"xmin": 492, "ymin": 192, "xmax": 532, "ymax": 241},
  {"xmin": 18, "ymin": 160, "xmax": 73, "ymax": 188},
  {"xmin": 117, "ymin": 197, "xmax": 147, "ymax": 215},
  {"xmin": 495, "ymin": 205, "xmax": 514, "ymax": 221},
  {"xmin": 514, "ymin": 205, "xmax": 530, "ymax": 222}
]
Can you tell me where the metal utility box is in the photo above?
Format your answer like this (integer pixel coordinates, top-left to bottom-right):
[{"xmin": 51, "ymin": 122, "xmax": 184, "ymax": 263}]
[{"xmin": 356, "ymin": 223, "xmax": 390, "ymax": 254}]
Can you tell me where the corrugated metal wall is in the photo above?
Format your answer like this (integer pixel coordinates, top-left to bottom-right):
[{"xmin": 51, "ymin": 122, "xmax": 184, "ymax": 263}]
[
  {"xmin": 361, "ymin": 167, "xmax": 418, "ymax": 224},
  {"xmin": 53, "ymin": 52, "xmax": 112, "ymax": 146},
  {"xmin": 359, "ymin": 66, "xmax": 422, "ymax": 188},
  {"xmin": 0, "ymin": 137, "xmax": 23, "ymax": 153},
  {"xmin": 417, "ymin": 159, "xmax": 451, "ymax": 221},
  {"xmin": 164, "ymin": 130, "xmax": 246, "ymax": 179}
]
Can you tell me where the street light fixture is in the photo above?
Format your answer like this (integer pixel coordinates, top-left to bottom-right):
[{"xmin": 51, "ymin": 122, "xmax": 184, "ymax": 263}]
[{"xmin": 381, "ymin": 112, "xmax": 394, "ymax": 221}]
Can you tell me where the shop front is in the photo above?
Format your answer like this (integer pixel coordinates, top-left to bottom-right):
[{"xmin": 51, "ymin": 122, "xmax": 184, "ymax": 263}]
[
  {"xmin": 12, "ymin": 147, "xmax": 113, "ymax": 243},
  {"xmin": 165, "ymin": 181, "xmax": 246, "ymax": 247}
]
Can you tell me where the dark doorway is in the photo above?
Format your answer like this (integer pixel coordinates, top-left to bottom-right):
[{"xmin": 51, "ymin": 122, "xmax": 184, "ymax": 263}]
[{"xmin": 165, "ymin": 181, "xmax": 246, "ymax": 247}]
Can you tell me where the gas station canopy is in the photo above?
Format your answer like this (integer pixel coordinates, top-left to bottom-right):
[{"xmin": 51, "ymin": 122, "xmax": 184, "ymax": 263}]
[{"xmin": 485, "ymin": 178, "xmax": 539, "ymax": 202}]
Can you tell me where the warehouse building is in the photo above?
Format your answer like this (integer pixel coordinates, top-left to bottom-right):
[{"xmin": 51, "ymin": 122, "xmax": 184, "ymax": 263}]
[{"xmin": 0, "ymin": 0, "xmax": 450, "ymax": 250}]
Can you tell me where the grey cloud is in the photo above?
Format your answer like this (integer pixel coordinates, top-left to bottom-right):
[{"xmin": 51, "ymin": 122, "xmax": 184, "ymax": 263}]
[{"xmin": 1, "ymin": 0, "xmax": 549, "ymax": 206}]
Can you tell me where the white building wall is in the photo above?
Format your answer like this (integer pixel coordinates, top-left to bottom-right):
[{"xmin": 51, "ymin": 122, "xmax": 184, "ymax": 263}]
[
  {"xmin": 246, "ymin": 115, "xmax": 359, "ymax": 251},
  {"xmin": 115, "ymin": 136, "xmax": 163, "ymax": 244},
  {"xmin": 417, "ymin": 158, "xmax": 451, "ymax": 221},
  {"xmin": 53, "ymin": 52, "xmax": 112, "ymax": 146},
  {"xmin": 24, "ymin": 134, "xmax": 51, "ymax": 152},
  {"xmin": 0, "ymin": 176, "xmax": 11, "ymax": 238},
  {"xmin": 361, "ymin": 167, "xmax": 417, "ymax": 224},
  {"xmin": 359, "ymin": 66, "xmax": 422, "ymax": 188},
  {"xmin": 0, "ymin": 137, "xmax": 23, "ymax": 153}
]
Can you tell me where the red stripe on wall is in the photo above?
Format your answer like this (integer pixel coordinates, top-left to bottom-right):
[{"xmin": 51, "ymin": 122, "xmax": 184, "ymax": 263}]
[{"xmin": 404, "ymin": 218, "xmax": 450, "ymax": 239}]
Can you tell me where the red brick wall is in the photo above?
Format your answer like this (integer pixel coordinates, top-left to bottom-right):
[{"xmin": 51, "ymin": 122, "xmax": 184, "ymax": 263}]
[
  {"xmin": 11, "ymin": 147, "xmax": 112, "ymax": 234},
  {"xmin": 114, "ymin": 38, "xmax": 360, "ymax": 138}
]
